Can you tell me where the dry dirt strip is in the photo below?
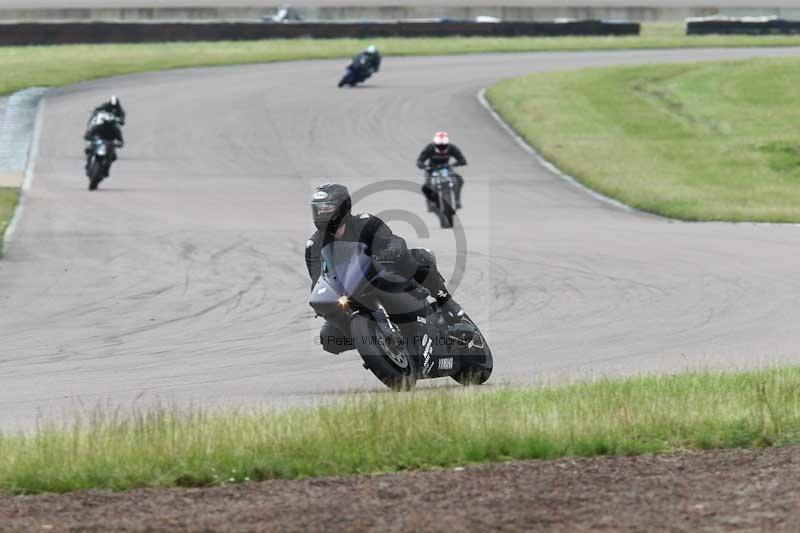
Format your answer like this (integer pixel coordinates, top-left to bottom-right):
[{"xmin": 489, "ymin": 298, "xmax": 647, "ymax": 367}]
[{"xmin": 2, "ymin": 446, "xmax": 799, "ymax": 532}]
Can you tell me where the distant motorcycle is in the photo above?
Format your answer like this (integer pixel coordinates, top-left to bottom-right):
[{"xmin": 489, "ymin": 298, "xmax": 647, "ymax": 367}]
[
  {"xmin": 310, "ymin": 241, "xmax": 493, "ymax": 390},
  {"xmin": 85, "ymin": 137, "xmax": 118, "ymax": 191},
  {"xmin": 424, "ymin": 165, "xmax": 460, "ymax": 229},
  {"xmin": 338, "ymin": 56, "xmax": 372, "ymax": 88}
]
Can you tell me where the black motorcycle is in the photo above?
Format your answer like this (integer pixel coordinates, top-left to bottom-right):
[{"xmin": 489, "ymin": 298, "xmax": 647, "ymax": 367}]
[
  {"xmin": 424, "ymin": 165, "xmax": 460, "ymax": 229},
  {"xmin": 310, "ymin": 241, "xmax": 493, "ymax": 389},
  {"xmin": 338, "ymin": 56, "xmax": 372, "ymax": 88},
  {"xmin": 85, "ymin": 137, "xmax": 117, "ymax": 191}
]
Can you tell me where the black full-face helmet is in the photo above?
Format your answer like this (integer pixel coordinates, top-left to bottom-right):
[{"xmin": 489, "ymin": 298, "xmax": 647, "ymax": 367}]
[{"xmin": 311, "ymin": 183, "xmax": 351, "ymax": 234}]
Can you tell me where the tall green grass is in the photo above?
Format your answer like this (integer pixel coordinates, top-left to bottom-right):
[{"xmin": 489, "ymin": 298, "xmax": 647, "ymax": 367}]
[
  {"xmin": 487, "ymin": 57, "xmax": 800, "ymax": 222},
  {"xmin": 0, "ymin": 187, "xmax": 19, "ymax": 254},
  {"xmin": 3, "ymin": 367, "xmax": 800, "ymax": 494},
  {"xmin": 3, "ymin": 24, "xmax": 800, "ymax": 96}
]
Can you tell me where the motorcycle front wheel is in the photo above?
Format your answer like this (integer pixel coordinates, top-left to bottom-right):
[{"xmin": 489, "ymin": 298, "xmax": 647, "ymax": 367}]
[
  {"xmin": 350, "ymin": 314, "xmax": 417, "ymax": 390},
  {"xmin": 87, "ymin": 158, "xmax": 103, "ymax": 190},
  {"xmin": 437, "ymin": 194, "xmax": 455, "ymax": 229}
]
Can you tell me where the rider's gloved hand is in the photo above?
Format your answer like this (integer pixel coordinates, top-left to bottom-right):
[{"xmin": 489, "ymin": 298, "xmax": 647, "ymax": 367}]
[{"xmin": 416, "ymin": 161, "xmax": 425, "ymax": 170}]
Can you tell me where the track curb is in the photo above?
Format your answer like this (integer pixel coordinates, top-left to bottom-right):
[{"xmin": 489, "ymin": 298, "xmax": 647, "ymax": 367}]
[
  {"xmin": 477, "ymin": 87, "xmax": 636, "ymax": 214},
  {"xmin": 1, "ymin": 89, "xmax": 47, "ymax": 256},
  {"xmin": 478, "ymin": 86, "xmax": 800, "ymax": 227}
]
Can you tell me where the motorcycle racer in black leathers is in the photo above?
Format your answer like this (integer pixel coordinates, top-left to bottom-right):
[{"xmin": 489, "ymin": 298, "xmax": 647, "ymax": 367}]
[
  {"xmin": 341, "ymin": 45, "xmax": 381, "ymax": 86},
  {"xmin": 306, "ymin": 183, "xmax": 464, "ymax": 354},
  {"xmin": 92, "ymin": 96, "xmax": 126, "ymax": 126},
  {"xmin": 363, "ymin": 45, "xmax": 381, "ymax": 75},
  {"xmin": 417, "ymin": 131, "xmax": 466, "ymax": 208}
]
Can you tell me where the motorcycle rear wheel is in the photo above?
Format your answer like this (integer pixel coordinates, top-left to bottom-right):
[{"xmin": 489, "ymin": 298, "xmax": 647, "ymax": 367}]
[{"xmin": 450, "ymin": 313, "xmax": 493, "ymax": 386}]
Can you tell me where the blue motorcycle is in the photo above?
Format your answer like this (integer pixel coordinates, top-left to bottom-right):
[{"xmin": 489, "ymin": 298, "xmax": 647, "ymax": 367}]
[
  {"xmin": 338, "ymin": 56, "xmax": 372, "ymax": 88},
  {"xmin": 309, "ymin": 241, "xmax": 493, "ymax": 389}
]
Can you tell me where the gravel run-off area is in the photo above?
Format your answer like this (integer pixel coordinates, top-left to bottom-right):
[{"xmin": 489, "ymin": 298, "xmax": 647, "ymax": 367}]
[{"xmin": 2, "ymin": 446, "xmax": 800, "ymax": 532}]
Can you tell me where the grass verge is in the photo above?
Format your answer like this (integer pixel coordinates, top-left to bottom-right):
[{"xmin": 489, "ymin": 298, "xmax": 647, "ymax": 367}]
[
  {"xmin": 2, "ymin": 366, "xmax": 800, "ymax": 494},
  {"xmin": 3, "ymin": 24, "xmax": 800, "ymax": 96},
  {"xmin": 0, "ymin": 187, "xmax": 20, "ymax": 254},
  {"xmin": 486, "ymin": 57, "xmax": 800, "ymax": 222}
]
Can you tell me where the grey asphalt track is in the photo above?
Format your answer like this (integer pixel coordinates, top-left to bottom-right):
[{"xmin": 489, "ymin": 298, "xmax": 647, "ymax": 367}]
[{"xmin": 2, "ymin": 48, "xmax": 800, "ymax": 430}]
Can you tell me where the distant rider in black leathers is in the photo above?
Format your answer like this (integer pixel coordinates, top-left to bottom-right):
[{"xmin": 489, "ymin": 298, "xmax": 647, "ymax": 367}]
[
  {"xmin": 342, "ymin": 45, "xmax": 381, "ymax": 85},
  {"xmin": 92, "ymin": 95, "xmax": 126, "ymax": 126},
  {"xmin": 84, "ymin": 112, "xmax": 124, "ymax": 175},
  {"xmin": 362, "ymin": 45, "xmax": 381, "ymax": 76},
  {"xmin": 416, "ymin": 131, "xmax": 466, "ymax": 208},
  {"xmin": 305, "ymin": 183, "xmax": 464, "ymax": 354}
]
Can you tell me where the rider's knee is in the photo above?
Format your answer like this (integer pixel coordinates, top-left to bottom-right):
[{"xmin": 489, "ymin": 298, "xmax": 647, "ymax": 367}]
[
  {"xmin": 411, "ymin": 248, "xmax": 437, "ymax": 268},
  {"xmin": 410, "ymin": 248, "xmax": 445, "ymax": 289}
]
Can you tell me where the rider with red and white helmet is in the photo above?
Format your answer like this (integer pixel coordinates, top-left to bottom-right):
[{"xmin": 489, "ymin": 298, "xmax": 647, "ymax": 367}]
[{"xmin": 416, "ymin": 131, "xmax": 467, "ymax": 208}]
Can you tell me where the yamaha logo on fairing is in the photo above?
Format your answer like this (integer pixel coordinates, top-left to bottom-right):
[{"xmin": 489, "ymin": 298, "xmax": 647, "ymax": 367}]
[
  {"xmin": 422, "ymin": 334, "xmax": 435, "ymax": 375},
  {"xmin": 313, "ymin": 191, "xmax": 329, "ymax": 200}
]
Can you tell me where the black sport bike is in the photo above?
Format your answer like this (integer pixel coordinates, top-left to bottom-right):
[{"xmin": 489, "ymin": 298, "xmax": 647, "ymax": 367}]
[
  {"xmin": 85, "ymin": 137, "xmax": 118, "ymax": 191},
  {"xmin": 310, "ymin": 241, "xmax": 493, "ymax": 389},
  {"xmin": 424, "ymin": 165, "xmax": 460, "ymax": 229}
]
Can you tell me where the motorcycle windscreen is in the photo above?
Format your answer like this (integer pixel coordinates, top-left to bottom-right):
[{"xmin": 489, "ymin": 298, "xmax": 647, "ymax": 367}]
[
  {"xmin": 92, "ymin": 138, "xmax": 109, "ymax": 151},
  {"xmin": 320, "ymin": 241, "xmax": 375, "ymax": 298},
  {"xmin": 431, "ymin": 172, "xmax": 455, "ymax": 191}
]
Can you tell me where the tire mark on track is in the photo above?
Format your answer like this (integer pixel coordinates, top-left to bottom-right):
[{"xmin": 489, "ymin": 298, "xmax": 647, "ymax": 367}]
[{"xmin": 105, "ymin": 275, "xmax": 262, "ymax": 342}]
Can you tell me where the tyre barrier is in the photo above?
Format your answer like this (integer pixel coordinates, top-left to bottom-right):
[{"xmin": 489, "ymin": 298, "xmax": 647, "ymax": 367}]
[
  {"xmin": 0, "ymin": 20, "xmax": 640, "ymax": 46},
  {"xmin": 687, "ymin": 18, "xmax": 800, "ymax": 35}
]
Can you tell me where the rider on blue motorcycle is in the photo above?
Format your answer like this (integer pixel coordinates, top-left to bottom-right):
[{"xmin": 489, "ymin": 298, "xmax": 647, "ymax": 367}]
[{"xmin": 305, "ymin": 183, "xmax": 464, "ymax": 354}]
